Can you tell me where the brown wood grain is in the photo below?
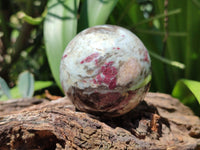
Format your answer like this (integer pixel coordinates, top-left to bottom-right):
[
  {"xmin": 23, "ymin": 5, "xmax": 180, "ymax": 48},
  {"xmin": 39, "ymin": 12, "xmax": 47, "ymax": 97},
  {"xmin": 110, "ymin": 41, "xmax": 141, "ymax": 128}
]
[{"xmin": 0, "ymin": 93, "xmax": 200, "ymax": 150}]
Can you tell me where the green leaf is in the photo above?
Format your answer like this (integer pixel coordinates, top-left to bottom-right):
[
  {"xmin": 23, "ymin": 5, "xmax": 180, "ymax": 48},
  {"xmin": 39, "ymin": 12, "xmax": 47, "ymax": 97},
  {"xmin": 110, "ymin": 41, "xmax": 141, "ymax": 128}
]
[
  {"xmin": 18, "ymin": 71, "xmax": 34, "ymax": 98},
  {"xmin": 44, "ymin": 0, "xmax": 80, "ymax": 88},
  {"xmin": 0, "ymin": 77, "xmax": 12, "ymax": 99},
  {"xmin": 172, "ymin": 79, "xmax": 200, "ymax": 104},
  {"xmin": 0, "ymin": 81, "xmax": 54, "ymax": 101},
  {"xmin": 78, "ymin": 0, "xmax": 118, "ymax": 31},
  {"xmin": 172, "ymin": 79, "xmax": 200, "ymax": 115},
  {"xmin": 34, "ymin": 81, "xmax": 54, "ymax": 91}
]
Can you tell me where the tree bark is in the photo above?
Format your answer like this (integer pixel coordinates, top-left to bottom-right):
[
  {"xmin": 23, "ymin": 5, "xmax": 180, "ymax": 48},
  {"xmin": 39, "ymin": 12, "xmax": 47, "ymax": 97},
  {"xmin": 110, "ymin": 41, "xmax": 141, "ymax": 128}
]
[{"xmin": 0, "ymin": 93, "xmax": 200, "ymax": 150}]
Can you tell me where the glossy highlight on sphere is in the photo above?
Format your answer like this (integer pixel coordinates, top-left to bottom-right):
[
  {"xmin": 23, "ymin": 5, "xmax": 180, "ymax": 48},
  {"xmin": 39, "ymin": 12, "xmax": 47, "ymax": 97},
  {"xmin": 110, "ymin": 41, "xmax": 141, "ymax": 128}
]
[{"xmin": 60, "ymin": 25, "xmax": 151, "ymax": 117}]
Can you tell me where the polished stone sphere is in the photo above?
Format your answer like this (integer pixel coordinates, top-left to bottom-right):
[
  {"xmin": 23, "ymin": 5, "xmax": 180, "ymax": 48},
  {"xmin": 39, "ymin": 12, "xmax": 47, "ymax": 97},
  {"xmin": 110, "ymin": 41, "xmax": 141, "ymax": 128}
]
[{"xmin": 60, "ymin": 25, "xmax": 151, "ymax": 117}]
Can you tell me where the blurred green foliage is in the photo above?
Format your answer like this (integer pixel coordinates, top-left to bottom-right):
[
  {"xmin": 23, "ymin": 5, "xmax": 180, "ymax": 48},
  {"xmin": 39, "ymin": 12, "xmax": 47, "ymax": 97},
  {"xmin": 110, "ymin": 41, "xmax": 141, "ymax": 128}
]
[
  {"xmin": 0, "ymin": 0, "xmax": 51, "ymax": 84},
  {"xmin": 0, "ymin": 71, "xmax": 53, "ymax": 100},
  {"xmin": 0, "ymin": 0, "xmax": 199, "ymax": 115}
]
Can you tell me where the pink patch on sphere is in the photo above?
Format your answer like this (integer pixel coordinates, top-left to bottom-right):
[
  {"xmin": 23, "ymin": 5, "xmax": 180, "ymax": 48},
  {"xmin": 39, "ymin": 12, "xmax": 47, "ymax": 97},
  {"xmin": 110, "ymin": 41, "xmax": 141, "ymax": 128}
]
[
  {"xmin": 93, "ymin": 61, "xmax": 117, "ymax": 89},
  {"xmin": 143, "ymin": 50, "xmax": 149, "ymax": 63},
  {"xmin": 109, "ymin": 77, "xmax": 117, "ymax": 89},
  {"xmin": 80, "ymin": 52, "xmax": 99, "ymax": 64},
  {"xmin": 62, "ymin": 54, "xmax": 68, "ymax": 60},
  {"xmin": 101, "ymin": 62, "xmax": 117, "ymax": 77},
  {"xmin": 95, "ymin": 59, "xmax": 99, "ymax": 66}
]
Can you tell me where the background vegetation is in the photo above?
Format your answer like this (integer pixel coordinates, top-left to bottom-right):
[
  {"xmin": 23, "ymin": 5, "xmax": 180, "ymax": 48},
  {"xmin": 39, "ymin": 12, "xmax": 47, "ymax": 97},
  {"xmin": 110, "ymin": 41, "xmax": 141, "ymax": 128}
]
[{"xmin": 0, "ymin": 0, "xmax": 200, "ymax": 115}]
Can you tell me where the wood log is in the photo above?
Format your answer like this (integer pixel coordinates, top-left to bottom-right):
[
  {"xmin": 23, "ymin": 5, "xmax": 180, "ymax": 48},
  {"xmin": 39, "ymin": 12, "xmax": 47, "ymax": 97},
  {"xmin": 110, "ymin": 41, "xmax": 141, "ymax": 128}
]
[{"xmin": 0, "ymin": 93, "xmax": 200, "ymax": 150}]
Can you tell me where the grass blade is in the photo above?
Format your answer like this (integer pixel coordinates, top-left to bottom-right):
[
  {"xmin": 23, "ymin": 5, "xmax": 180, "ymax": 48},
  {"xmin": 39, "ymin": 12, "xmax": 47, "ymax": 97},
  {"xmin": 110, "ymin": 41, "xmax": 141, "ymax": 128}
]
[
  {"xmin": 135, "ymin": 29, "xmax": 187, "ymax": 37},
  {"xmin": 134, "ymin": 8, "xmax": 181, "ymax": 26},
  {"xmin": 185, "ymin": 0, "xmax": 200, "ymax": 79},
  {"xmin": 149, "ymin": 50, "xmax": 185, "ymax": 69},
  {"xmin": 44, "ymin": 0, "xmax": 80, "ymax": 88}
]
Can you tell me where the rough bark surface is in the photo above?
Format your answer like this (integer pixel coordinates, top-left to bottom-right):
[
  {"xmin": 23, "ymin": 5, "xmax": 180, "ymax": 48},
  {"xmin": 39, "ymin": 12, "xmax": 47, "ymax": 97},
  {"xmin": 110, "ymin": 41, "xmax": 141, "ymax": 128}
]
[{"xmin": 0, "ymin": 93, "xmax": 200, "ymax": 150}]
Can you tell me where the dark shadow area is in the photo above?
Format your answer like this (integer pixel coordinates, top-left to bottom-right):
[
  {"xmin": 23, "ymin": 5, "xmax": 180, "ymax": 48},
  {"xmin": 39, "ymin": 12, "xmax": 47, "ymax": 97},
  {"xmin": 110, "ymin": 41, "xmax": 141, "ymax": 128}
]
[{"xmin": 100, "ymin": 100, "xmax": 170, "ymax": 139}]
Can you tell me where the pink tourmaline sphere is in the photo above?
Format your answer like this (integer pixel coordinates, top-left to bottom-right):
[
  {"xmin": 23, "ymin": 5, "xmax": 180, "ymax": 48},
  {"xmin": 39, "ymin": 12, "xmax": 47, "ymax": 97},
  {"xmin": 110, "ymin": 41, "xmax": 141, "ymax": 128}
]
[{"xmin": 60, "ymin": 25, "xmax": 151, "ymax": 117}]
